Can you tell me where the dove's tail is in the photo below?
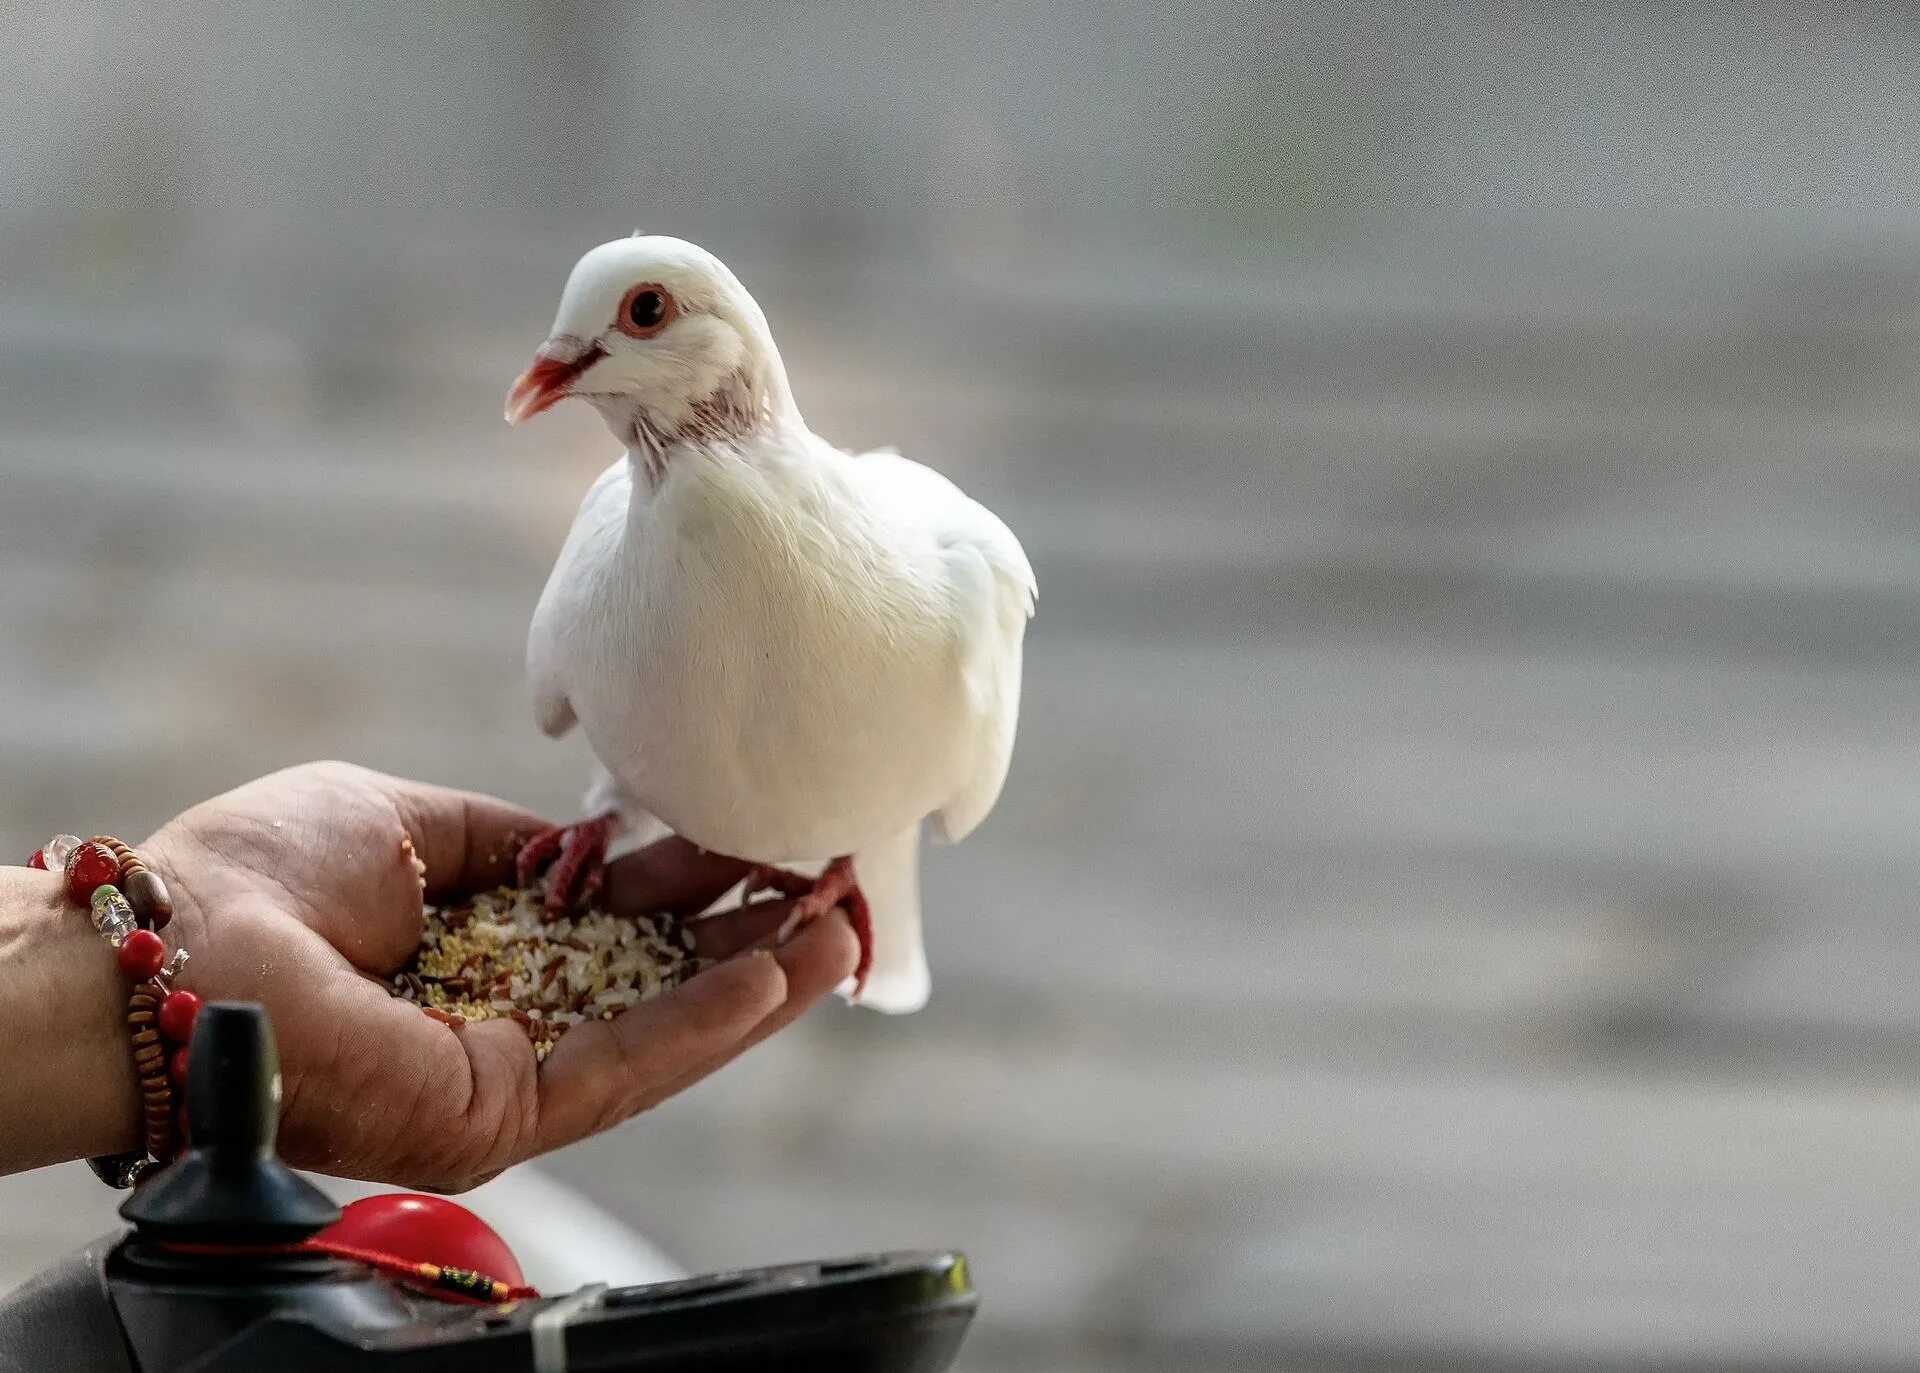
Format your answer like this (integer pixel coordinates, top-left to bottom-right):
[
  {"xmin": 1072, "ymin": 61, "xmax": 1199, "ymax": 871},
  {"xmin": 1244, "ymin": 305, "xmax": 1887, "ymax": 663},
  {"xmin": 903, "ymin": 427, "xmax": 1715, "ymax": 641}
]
[{"xmin": 851, "ymin": 825, "xmax": 930, "ymax": 1014}]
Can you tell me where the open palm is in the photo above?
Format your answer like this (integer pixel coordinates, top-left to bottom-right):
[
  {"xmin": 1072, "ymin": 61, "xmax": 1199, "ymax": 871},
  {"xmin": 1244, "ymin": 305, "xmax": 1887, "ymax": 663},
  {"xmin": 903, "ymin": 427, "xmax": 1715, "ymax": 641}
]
[{"xmin": 143, "ymin": 762, "xmax": 855, "ymax": 1190}]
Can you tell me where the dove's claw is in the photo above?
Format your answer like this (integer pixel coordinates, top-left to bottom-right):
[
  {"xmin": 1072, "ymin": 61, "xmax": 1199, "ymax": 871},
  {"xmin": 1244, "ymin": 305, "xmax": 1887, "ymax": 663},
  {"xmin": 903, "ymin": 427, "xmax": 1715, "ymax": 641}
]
[
  {"xmin": 576, "ymin": 854, "xmax": 608, "ymax": 911},
  {"xmin": 758, "ymin": 855, "xmax": 873, "ymax": 998},
  {"xmin": 515, "ymin": 826, "xmax": 566, "ymax": 889},
  {"xmin": 517, "ymin": 814, "xmax": 616, "ymax": 918},
  {"xmin": 743, "ymin": 864, "xmax": 814, "ymax": 901}
]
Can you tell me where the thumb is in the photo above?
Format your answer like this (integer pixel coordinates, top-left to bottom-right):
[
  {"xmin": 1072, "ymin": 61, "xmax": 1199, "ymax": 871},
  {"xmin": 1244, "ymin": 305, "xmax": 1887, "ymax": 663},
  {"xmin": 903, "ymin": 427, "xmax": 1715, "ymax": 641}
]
[{"xmin": 372, "ymin": 774, "xmax": 553, "ymax": 899}]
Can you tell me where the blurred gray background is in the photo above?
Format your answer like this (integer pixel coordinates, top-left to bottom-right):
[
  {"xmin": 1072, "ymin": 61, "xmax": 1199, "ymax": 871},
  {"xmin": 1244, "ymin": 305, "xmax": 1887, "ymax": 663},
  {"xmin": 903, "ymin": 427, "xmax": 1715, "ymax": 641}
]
[{"xmin": 8, "ymin": 2, "xmax": 1920, "ymax": 1369}]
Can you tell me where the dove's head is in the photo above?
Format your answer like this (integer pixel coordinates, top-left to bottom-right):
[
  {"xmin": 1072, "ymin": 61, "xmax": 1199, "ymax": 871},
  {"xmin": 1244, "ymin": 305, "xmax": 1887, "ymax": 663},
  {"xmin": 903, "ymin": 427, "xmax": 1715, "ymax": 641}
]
[{"xmin": 506, "ymin": 235, "xmax": 795, "ymax": 453}]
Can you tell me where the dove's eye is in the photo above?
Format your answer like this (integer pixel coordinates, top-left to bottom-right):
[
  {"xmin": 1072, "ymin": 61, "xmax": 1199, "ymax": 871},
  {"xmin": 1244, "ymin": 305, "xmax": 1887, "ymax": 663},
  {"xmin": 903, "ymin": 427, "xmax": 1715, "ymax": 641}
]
[{"xmin": 617, "ymin": 283, "xmax": 677, "ymax": 339}]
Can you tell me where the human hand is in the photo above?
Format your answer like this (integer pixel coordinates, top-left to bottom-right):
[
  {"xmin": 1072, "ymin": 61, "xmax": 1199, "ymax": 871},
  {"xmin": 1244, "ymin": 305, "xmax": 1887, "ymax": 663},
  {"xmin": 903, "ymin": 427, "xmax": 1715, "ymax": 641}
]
[{"xmin": 139, "ymin": 761, "xmax": 855, "ymax": 1190}]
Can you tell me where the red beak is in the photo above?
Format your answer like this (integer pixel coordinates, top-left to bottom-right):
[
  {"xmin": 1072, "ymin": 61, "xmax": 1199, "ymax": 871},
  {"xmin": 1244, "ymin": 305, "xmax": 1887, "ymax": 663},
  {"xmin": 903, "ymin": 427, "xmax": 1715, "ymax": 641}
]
[{"xmin": 505, "ymin": 343, "xmax": 607, "ymax": 425}]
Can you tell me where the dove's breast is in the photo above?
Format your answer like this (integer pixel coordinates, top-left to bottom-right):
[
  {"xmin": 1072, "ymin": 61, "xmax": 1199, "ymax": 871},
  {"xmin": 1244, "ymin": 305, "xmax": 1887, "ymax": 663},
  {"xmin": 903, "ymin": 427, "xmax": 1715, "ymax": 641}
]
[{"xmin": 567, "ymin": 447, "xmax": 975, "ymax": 863}]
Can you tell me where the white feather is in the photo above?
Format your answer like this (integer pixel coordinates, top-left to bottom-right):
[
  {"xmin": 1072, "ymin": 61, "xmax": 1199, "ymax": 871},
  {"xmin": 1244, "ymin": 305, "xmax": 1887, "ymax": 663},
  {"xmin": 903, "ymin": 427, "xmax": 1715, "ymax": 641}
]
[{"xmin": 521, "ymin": 237, "xmax": 1034, "ymax": 1012}]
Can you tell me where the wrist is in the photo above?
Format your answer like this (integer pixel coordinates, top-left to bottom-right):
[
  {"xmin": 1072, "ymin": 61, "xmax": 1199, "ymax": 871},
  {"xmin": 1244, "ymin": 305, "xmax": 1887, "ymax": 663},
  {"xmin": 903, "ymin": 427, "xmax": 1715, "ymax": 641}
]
[{"xmin": 0, "ymin": 866, "xmax": 141, "ymax": 1171}]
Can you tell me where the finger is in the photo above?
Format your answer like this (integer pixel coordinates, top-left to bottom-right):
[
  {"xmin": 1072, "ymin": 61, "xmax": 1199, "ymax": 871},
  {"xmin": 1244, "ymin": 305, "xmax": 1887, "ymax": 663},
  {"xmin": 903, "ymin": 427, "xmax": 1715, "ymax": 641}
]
[
  {"xmin": 530, "ymin": 951, "xmax": 787, "ymax": 1154},
  {"xmin": 685, "ymin": 897, "xmax": 800, "ymax": 960},
  {"xmin": 317, "ymin": 773, "xmax": 549, "ymax": 976},
  {"xmin": 268, "ymin": 937, "xmax": 485, "ymax": 1180},
  {"xmin": 286, "ymin": 771, "xmax": 549, "ymax": 976},
  {"xmin": 604, "ymin": 837, "xmax": 753, "ymax": 919},
  {"xmin": 380, "ymin": 778, "xmax": 553, "ymax": 897},
  {"xmin": 394, "ymin": 913, "xmax": 853, "ymax": 1184},
  {"xmin": 648, "ymin": 908, "xmax": 858, "ymax": 1103}
]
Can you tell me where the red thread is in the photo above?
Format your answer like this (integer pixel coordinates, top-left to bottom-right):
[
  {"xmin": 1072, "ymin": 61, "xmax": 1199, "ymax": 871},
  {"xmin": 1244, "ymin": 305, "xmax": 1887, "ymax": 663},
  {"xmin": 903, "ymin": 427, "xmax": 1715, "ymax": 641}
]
[{"xmin": 157, "ymin": 1239, "xmax": 540, "ymax": 1304}]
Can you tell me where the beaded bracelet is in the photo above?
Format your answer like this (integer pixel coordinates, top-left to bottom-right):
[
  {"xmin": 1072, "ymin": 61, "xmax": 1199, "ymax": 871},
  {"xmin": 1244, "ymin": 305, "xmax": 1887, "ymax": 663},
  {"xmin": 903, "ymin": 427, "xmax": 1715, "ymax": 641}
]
[{"xmin": 27, "ymin": 833, "xmax": 198, "ymax": 1188}]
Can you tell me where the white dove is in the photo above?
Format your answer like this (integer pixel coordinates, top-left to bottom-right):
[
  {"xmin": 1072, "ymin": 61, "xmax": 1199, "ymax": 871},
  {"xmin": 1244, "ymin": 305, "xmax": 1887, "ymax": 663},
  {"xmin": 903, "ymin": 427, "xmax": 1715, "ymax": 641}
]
[{"xmin": 504, "ymin": 235, "xmax": 1035, "ymax": 1012}]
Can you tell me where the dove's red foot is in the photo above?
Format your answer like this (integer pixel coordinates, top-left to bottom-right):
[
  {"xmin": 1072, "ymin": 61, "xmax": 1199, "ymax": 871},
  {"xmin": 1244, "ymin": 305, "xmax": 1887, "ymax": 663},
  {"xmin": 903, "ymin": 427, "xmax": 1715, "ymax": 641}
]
[
  {"xmin": 747, "ymin": 856, "xmax": 873, "ymax": 998},
  {"xmin": 517, "ymin": 814, "xmax": 616, "ymax": 919}
]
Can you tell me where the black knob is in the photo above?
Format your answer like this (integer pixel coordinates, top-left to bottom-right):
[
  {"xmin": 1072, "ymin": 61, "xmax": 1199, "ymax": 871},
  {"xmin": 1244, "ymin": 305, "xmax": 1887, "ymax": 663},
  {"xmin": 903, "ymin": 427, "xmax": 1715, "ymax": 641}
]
[
  {"xmin": 188, "ymin": 1000, "xmax": 278, "ymax": 1167},
  {"xmin": 120, "ymin": 1003, "xmax": 341, "ymax": 1243}
]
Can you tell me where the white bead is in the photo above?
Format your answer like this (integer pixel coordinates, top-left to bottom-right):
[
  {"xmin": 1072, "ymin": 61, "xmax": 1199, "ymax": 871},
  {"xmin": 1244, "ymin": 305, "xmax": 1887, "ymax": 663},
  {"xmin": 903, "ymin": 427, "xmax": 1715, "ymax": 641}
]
[{"xmin": 44, "ymin": 834, "xmax": 81, "ymax": 869}]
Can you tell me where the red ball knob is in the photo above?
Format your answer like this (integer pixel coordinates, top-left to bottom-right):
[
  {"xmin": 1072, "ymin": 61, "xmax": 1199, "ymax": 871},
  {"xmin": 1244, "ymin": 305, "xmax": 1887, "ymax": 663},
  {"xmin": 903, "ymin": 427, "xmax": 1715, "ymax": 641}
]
[
  {"xmin": 117, "ymin": 929, "xmax": 166, "ymax": 980},
  {"xmin": 26, "ymin": 849, "xmax": 47, "ymax": 871},
  {"xmin": 65, "ymin": 842, "xmax": 120, "ymax": 904},
  {"xmin": 320, "ymin": 1195, "xmax": 526, "ymax": 1288},
  {"xmin": 158, "ymin": 990, "xmax": 202, "ymax": 1043},
  {"xmin": 169, "ymin": 1047, "xmax": 190, "ymax": 1087}
]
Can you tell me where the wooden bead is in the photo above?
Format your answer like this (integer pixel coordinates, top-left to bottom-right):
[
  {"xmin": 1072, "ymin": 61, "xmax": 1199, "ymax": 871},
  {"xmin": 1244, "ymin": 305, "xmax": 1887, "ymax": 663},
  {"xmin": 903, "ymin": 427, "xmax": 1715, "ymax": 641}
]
[
  {"xmin": 123, "ymin": 869, "xmax": 172, "ymax": 927},
  {"xmin": 91, "ymin": 836, "xmax": 140, "ymax": 878},
  {"xmin": 86, "ymin": 838, "xmax": 173, "ymax": 928},
  {"xmin": 109, "ymin": 955, "xmax": 190, "ymax": 1177}
]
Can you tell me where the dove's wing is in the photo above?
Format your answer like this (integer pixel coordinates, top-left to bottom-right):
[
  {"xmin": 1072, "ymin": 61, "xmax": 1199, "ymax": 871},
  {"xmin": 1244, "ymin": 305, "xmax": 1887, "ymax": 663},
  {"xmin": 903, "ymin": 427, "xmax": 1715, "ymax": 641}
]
[
  {"xmin": 825, "ymin": 449, "xmax": 1032, "ymax": 1015},
  {"xmin": 853, "ymin": 450, "xmax": 1037, "ymax": 843},
  {"xmin": 527, "ymin": 460, "xmax": 631, "ymax": 739}
]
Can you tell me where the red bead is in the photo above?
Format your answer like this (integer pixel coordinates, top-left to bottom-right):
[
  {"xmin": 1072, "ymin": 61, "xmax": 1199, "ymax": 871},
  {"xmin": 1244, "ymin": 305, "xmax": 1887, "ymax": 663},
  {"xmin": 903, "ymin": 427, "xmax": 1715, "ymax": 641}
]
[
  {"xmin": 65, "ymin": 842, "xmax": 120, "ymax": 904},
  {"xmin": 169, "ymin": 1048, "xmax": 190, "ymax": 1087},
  {"xmin": 158, "ymin": 990, "xmax": 202, "ymax": 1043},
  {"xmin": 319, "ymin": 1195, "xmax": 526, "ymax": 1288},
  {"xmin": 117, "ymin": 929, "xmax": 166, "ymax": 980},
  {"xmin": 25, "ymin": 849, "xmax": 47, "ymax": 871}
]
